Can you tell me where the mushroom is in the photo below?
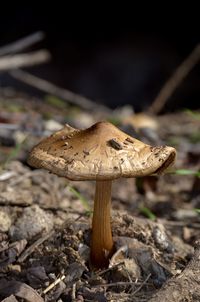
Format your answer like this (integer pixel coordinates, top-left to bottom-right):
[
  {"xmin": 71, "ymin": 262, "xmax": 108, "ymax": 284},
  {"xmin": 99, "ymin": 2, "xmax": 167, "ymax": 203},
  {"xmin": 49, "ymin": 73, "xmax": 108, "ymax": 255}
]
[{"xmin": 28, "ymin": 121, "xmax": 176, "ymax": 268}]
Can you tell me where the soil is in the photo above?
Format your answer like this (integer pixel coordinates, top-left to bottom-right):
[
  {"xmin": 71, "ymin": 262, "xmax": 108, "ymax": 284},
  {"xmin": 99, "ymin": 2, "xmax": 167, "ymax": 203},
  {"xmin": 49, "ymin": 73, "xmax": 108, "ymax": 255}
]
[{"xmin": 0, "ymin": 93, "xmax": 200, "ymax": 301}]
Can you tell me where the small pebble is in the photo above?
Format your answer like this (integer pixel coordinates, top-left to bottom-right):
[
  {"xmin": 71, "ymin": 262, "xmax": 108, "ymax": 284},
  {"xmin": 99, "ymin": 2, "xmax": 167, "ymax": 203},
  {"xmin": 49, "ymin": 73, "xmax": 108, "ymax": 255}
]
[
  {"xmin": 9, "ymin": 205, "xmax": 54, "ymax": 240},
  {"xmin": 0, "ymin": 211, "xmax": 11, "ymax": 232}
]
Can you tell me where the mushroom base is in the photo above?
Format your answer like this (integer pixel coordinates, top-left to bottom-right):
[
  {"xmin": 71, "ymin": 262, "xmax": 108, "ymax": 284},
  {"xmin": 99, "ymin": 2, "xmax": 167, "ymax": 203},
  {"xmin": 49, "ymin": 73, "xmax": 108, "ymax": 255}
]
[{"xmin": 90, "ymin": 180, "xmax": 115, "ymax": 268}]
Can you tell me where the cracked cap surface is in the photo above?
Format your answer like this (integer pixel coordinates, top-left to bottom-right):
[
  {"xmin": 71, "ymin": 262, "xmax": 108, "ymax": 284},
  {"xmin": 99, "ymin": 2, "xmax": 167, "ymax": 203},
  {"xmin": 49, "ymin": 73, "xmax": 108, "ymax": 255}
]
[{"xmin": 28, "ymin": 121, "xmax": 176, "ymax": 180}]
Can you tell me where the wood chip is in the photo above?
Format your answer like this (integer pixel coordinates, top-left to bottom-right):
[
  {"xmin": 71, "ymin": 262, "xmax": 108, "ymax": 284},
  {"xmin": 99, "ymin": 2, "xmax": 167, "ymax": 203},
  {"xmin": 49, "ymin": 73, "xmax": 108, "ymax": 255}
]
[{"xmin": 0, "ymin": 279, "xmax": 44, "ymax": 302}]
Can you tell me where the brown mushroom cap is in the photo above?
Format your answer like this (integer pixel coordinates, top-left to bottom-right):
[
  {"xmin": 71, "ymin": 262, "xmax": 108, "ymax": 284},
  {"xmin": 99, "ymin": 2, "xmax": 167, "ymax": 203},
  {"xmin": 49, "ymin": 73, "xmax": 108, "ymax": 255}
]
[{"xmin": 28, "ymin": 121, "xmax": 176, "ymax": 181}]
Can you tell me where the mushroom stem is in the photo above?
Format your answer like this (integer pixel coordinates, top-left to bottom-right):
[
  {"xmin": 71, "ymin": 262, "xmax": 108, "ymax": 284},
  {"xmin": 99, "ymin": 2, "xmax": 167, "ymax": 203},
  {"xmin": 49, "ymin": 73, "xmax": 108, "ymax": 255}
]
[{"xmin": 91, "ymin": 180, "xmax": 114, "ymax": 268}]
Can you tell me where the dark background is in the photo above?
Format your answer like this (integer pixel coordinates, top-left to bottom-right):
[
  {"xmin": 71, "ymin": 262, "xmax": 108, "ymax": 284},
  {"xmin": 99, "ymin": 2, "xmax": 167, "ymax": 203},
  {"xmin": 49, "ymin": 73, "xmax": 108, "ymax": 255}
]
[{"xmin": 0, "ymin": 6, "xmax": 199, "ymax": 112}]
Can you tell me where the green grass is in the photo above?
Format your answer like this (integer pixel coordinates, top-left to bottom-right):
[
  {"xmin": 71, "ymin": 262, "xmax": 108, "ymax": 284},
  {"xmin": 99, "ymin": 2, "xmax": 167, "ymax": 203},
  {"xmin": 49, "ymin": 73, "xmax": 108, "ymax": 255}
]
[
  {"xmin": 184, "ymin": 109, "xmax": 200, "ymax": 121},
  {"xmin": 188, "ymin": 131, "xmax": 200, "ymax": 144},
  {"xmin": 194, "ymin": 208, "xmax": 200, "ymax": 215},
  {"xmin": 45, "ymin": 95, "xmax": 67, "ymax": 109},
  {"xmin": 68, "ymin": 185, "xmax": 92, "ymax": 215},
  {"xmin": 139, "ymin": 206, "xmax": 156, "ymax": 221},
  {"xmin": 173, "ymin": 169, "xmax": 200, "ymax": 177},
  {"xmin": 106, "ymin": 116, "xmax": 121, "ymax": 126},
  {"xmin": 2, "ymin": 136, "xmax": 27, "ymax": 168}
]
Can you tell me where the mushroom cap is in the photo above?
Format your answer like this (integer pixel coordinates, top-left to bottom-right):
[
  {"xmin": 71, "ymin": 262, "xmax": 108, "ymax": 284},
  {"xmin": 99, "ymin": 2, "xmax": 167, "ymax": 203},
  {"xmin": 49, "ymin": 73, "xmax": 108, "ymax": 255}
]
[{"xmin": 28, "ymin": 121, "xmax": 176, "ymax": 181}]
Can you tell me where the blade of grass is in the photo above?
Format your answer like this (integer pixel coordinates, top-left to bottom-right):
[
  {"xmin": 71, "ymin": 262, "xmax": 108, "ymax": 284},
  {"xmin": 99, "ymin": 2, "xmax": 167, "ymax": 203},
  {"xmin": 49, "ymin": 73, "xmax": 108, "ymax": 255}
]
[
  {"xmin": 173, "ymin": 169, "xmax": 200, "ymax": 177},
  {"xmin": 3, "ymin": 136, "xmax": 27, "ymax": 168},
  {"xmin": 194, "ymin": 208, "xmax": 200, "ymax": 214},
  {"xmin": 68, "ymin": 185, "xmax": 91, "ymax": 213},
  {"xmin": 184, "ymin": 109, "xmax": 200, "ymax": 121},
  {"xmin": 139, "ymin": 206, "xmax": 156, "ymax": 221},
  {"xmin": 45, "ymin": 95, "xmax": 67, "ymax": 109}
]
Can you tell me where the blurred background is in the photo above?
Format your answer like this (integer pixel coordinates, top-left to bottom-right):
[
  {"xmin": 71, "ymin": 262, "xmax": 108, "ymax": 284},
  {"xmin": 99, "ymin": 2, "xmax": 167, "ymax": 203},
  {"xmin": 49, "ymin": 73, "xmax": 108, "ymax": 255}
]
[{"xmin": 0, "ymin": 6, "xmax": 199, "ymax": 113}]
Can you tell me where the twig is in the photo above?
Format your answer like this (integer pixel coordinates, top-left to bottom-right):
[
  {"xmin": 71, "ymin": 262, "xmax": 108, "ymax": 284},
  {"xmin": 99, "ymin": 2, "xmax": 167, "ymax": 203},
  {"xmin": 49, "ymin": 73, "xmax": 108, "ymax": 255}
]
[
  {"xmin": 71, "ymin": 283, "xmax": 76, "ymax": 300},
  {"xmin": 0, "ymin": 123, "xmax": 19, "ymax": 130},
  {"xmin": 92, "ymin": 281, "xmax": 142, "ymax": 289},
  {"xmin": 17, "ymin": 230, "xmax": 54, "ymax": 263},
  {"xmin": 148, "ymin": 44, "xmax": 200, "ymax": 114},
  {"xmin": 43, "ymin": 275, "xmax": 65, "ymax": 294},
  {"xmin": 0, "ymin": 31, "xmax": 45, "ymax": 56},
  {"xmin": 97, "ymin": 261, "xmax": 125, "ymax": 276},
  {"xmin": 109, "ymin": 245, "xmax": 128, "ymax": 267},
  {"xmin": 158, "ymin": 218, "xmax": 200, "ymax": 229},
  {"xmin": 0, "ymin": 50, "xmax": 50, "ymax": 71},
  {"xmin": 9, "ymin": 69, "xmax": 111, "ymax": 112},
  {"xmin": 0, "ymin": 171, "xmax": 16, "ymax": 181},
  {"xmin": 131, "ymin": 273, "xmax": 151, "ymax": 296}
]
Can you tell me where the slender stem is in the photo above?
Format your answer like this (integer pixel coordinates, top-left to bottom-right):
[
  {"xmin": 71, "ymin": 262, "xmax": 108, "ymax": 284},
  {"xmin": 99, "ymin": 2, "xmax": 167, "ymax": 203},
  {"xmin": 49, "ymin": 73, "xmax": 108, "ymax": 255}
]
[{"xmin": 90, "ymin": 180, "xmax": 114, "ymax": 268}]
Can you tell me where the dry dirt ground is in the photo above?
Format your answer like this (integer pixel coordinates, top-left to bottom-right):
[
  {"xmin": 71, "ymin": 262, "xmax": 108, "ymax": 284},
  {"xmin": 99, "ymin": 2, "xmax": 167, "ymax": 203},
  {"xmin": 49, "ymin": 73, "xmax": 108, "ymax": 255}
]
[{"xmin": 0, "ymin": 95, "xmax": 200, "ymax": 301}]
